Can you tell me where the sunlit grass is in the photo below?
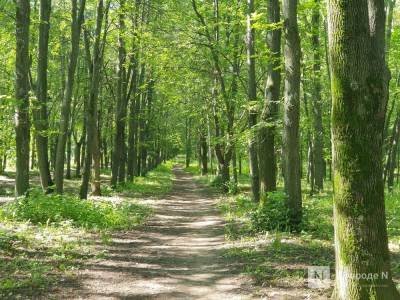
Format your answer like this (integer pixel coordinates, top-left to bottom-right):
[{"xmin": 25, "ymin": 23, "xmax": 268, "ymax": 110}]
[
  {"xmin": 185, "ymin": 161, "xmax": 400, "ymax": 291},
  {"xmin": 0, "ymin": 161, "xmax": 174, "ymax": 298},
  {"xmin": 116, "ymin": 162, "xmax": 174, "ymax": 198}
]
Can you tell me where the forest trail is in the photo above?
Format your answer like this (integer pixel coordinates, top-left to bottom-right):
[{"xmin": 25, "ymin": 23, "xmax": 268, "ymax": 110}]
[{"xmin": 58, "ymin": 166, "xmax": 254, "ymax": 299}]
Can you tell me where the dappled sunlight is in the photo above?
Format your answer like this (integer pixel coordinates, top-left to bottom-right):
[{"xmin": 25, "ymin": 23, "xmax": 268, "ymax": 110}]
[{"xmin": 48, "ymin": 166, "xmax": 254, "ymax": 299}]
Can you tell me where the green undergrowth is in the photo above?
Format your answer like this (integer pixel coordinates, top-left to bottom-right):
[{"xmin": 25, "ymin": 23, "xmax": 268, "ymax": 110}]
[
  {"xmin": 0, "ymin": 161, "xmax": 174, "ymax": 298},
  {"xmin": 0, "ymin": 190, "xmax": 152, "ymax": 297},
  {"xmin": 186, "ymin": 161, "xmax": 400, "ymax": 290},
  {"xmin": 116, "ymin": 161, "xmax": 174, "ymax": 198},
  {"xmin": 222, "ymin": 235, "xmax": 334, "ymax": 295},
  {"xmin": 0, "ymin": 190, "xmax": 152, "ymax": 231},
  {"xmin": 0, "ymin": 221, "xmax": 96, "ymax": 298}
]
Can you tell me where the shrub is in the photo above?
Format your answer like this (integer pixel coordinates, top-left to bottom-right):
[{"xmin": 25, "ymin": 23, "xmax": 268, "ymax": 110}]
[
  {"xmin": 210, "ymin": 175, "xmax": 224, "ymax": 188},
  {"xmin": 2, "ymin": 190, "xmax": 151, "ymax": 230},
  {"xmin": 210, "ymin": 176, "xmax": 239, "ymax": 195},
  {"xmin": 249, "ymin": 191, "xmax": 293, "ymax": 232},
  {"xmin": 226, "ymin": 180, "xmax": 239, "ymax": 195}
]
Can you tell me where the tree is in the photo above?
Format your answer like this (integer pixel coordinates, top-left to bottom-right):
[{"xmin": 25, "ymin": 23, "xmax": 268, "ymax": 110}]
[
  {"xmin": 80, "ymin": 0, "xmax": 109, "ymax": 199},
  {"xmin": 54, "ymin": 0, "xmax": 86, "ymax": 194},
  {"xmin": 259, "ymin": 0, "xmax": 281, "ymax": 194},
  {"xmin": 246, "ymin": 0, "xmax": 260, "ymax": 202},
  {"xmin": 33, "ymin": 0, "xmax": 53, "ymax": 193},
  {"xmin": 310, "ymin": 0, "xmax": 324, "ymax": 191},
  {"xmin": 282, "ymin": 0, "xmax": 302, "ymax": 229},
  {"xmin": 327, "ymin": 0, "xmax": 400, "ymax": 298},
  {"xmin": 15, "ymin": 0, "xmax": 31, "ymax": 196},
  {"xmin": 111, "ymin": 0, "xmax": 128, "ymax": 187}
]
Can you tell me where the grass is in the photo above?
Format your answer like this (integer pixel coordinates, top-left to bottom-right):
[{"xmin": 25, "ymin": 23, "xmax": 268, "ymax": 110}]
[
  {"xmin": 0, "ymin": 161, "xmax": 174, "ymax": 298},
  {"xmin": 184, "ymin": 160, "xmax": 400, "ymax": 294},
  {"xmin": 0, "ymin": 221, "xmax": 94, "ymax": 298},
  {"xmin": 116, "ymin": 161, "xmax": 174, "ymax": 198},
  {"xmin": 1, "ymin": 190, "xmax": 152, "ymax": 231}
]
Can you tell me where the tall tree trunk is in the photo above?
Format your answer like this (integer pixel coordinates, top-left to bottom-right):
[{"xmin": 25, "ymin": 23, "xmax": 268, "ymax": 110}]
[
  {"xmin": 127, "ymin": 64, "xmax": 139, "ymax": 181},
  {"xmin": 111, "ymin": 0, "xmax": 128, "ymax": 187},
  {"xmin": 30, "ymin": 142, "xmax": 36, "ymax": 170},
  {"xmin": 140, "ymin": 79, "xmax": 153, "ymax": 176},
  {"xmin": 54, "ymin": 0, "xmax": 86, "ymax": 193},
  {"xmin": 91, "ymin": 109, "xmax": 101, "ymax": 195},
  {"xmin": 15, "ymin": 0, "xmax": 31, "ymax": 196},
  {"xmin": 310, "ymin": 0, "xmax": 324, "ymax": 191},
  {"xmin": 200, "ymin": 129, "xmax": 208, "ymax": 175},
  {"xmin": 302, "ymin": 79, "xmax": 315, "ymax": 193},
  {"xmin": 136, "ymin": 64, "xmax": 146, "ymax": 177},
  {"xmin": 138, "ymin": 94, "xmax": 146, "ymax": 176},
  {"xmin": 80, "ymin": 0, "xmax": 106, "ymax": 199},
  {"xmin": 34, "ymin": 0, "xmax": 53, "ymax": 192},
  {"xmin": 126, "ymin": 0, "xmax": 140, "ymax": 181},
  {"xmin": 185, "ymin": 117, "xmax": 191, "ymax": 168},
  {"xmin": 246, "ymin": 0, "xmax": 260, "ymax": 202},
  {"xmin": 207, "ymin": 114, "xmax": 214, "ymax": 174},
  {"xmin": 259, "ymin": 0, "xmax": 281, "ymax": 194},
  {"xmin": 74, "ymin": 137, "xmax": 82, "ymax": 178},
  {"xmin": 282, "ymin": 0, "xmax": 302, "ymax": 229},
  {"xmin": 387, "ymin": 118, "xmax": 400, "ymax": 192},
  {"xmin": 328, "ymin": 0, "xmax": 400, "ymax": 298},
  {"xmin": 66, "ymin": 130, "xmax": 72, "ymax": 179},
  {"xmin": 384, "ymin": 115, "xmax": 400, "ymax": 187},
  {"xmin": 232, "ymin": 145, "xmax": 238, "ymax": 184}
]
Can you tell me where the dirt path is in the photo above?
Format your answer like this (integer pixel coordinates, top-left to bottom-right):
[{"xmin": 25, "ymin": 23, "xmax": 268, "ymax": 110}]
[{"xmin": 60, "ymin": 166, "xmax": 254, "ymax": 299}]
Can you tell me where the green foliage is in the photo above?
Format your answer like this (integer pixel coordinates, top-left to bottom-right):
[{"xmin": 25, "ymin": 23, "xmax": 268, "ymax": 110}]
[
  {"xmin": 0, "ymin": 222, "xmax": 95, "ymax": 299},
  {"xmin": 116, "ymin": 162, "xmax": 174, "ymax": 197},
  {"xmin": 210, "ymin": 175, "xmax": 224, "ymax": 188},
  {"xmin": 249, "ymin": 192, "xmax": 293, "ymax": 232},
  {"xmin": 0, "ymin": 258, "xmax": 53, "ymax": 298},
  {"xmin": 222, "ymin": 238, "xmax": 333, "ymax": 288},
  {"xmin": 385, "ymin": 189, "xmax": 400, "ymax": 238},
  {"xmin": 1, "ymin": 190, "xmax": 152, "ymax": 230}
]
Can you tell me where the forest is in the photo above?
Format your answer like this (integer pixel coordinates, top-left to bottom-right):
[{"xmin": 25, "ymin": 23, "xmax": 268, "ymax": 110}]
[{"xmin": 0, "ymin": 0, "xmax": 400, "ymax": 299}]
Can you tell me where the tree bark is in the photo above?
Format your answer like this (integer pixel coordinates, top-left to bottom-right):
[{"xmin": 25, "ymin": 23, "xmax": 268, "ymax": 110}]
[
  {"xmin": 185, "ymin": 117, "xmax": 191, "ymax": 168},
  {"xmin": 15, "ymin": 0, "xmax": 31, "ymax": 197},
  {"xmin": 54, "ymin": 0, "xmax": 86, "ymax": 193},
  {"xmin": 111, "ymin": 0, "xmax": 128, "ymax": 187},
  {"xmin": 126, "ymin": 59, "xmax": 139, "ymax": 181},
  {"xmin": 80, "ymin": 0, "xmax": 107, "ymax": 199},
  {"xmin": 311, "ymin": 0, "xmax": 324, "ymax": 191},
  {"xmin": 66, "ymin": 130, "xmax": 72, "ymax": 179},
  {"xmin": 282, "ymin": 0, "xmax": 302, "ymax": 229},
  {"xmin": 259, "ymin": 0, "xmax": 281, "ymax": 194},
  {"xmin": 33, "ymin": 0, "xmax": 53, "ymax": 192},
  {"xmin": 200, "ymin": 129, "xmax": 208, "ymax": 175},
  {"xmin": 328, "ymin": 0, "xmax": 400, "ymax": 298},
  {"xmin": 387, "ymin": 117, "xmax": 400, "ymax": 192},
  {"xmin": 246, "ymin": 0, "xmax": 260, "ymax": 202}
]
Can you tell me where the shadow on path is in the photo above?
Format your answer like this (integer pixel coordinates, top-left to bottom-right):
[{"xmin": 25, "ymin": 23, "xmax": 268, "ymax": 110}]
[{"xmin": 55, "ymin": 166, "xmax": 253, "ymax": 300}]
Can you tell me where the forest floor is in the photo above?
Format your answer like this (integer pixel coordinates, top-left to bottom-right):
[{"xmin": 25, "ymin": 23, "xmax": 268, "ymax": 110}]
[
  {"xmin": 4, "ymin": 163, "xmax": 397, "ymax": 299},
  {"xmin": 49, "ymin": 166, "xmax": 258, "ymax": 299}
]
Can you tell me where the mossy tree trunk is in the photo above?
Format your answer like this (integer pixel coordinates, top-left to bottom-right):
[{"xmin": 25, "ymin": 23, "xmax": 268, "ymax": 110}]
[
  {"xmin": 282, "ymin": 0, "xmax": 302, "ymax": 229},
  {"xmin": 15, "ymin": 0, "xmax": 31, "ymax": 196},
  {"xmin": 328, "ymin": 0, "xmax": 400, "ymax": 298}
]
